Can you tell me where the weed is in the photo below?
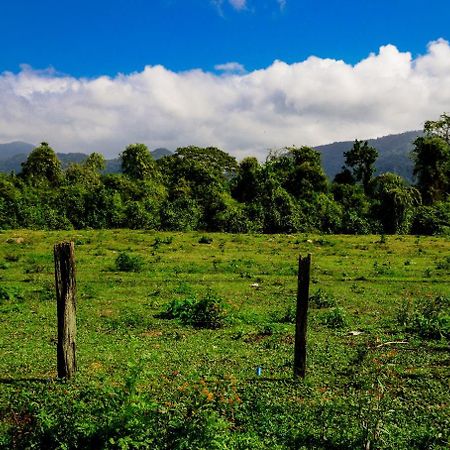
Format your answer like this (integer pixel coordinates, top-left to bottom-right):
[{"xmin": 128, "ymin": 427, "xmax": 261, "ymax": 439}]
[
  {"xmin": 37, "ymin": 280, "xmax": 55, "ymax": 301},
  {"xmin": 396, "ymin": 296, "xmax": 449, "ymax": 339},
  {"xmin": 320, "ymin": 307, "xmax": 348, "ymax": 329},
  {"xmin": 151, "ymin": 236, "xmax": 174, "ymax": 248},
  {"xmin": 309, "ymin": 289, "xmax": 336, "ymax": 308},
  {"xmin": 174, "ymin": 282, "xmax": 195, "ymax": 295},
  {"xmin": 0, "ymin": 286, "xmax": 23, "ymax": 303},
  {"xmin": 161, "ymin": 290, "xmax": 227, "ymax": 329},
  {"xmin": 198, "ymin": 236, "xmax": 213, "ymax": 244},
  {"xmin": 435, "ymin": 255, "xmax": 450, "ymax": 271},
  {"xmin": 373, "ymin": 260, "xmax": 393, "ymax": 276},
  {"xmin": 275, "ymin": 304, "xmax": 296, "ymax": 323},
  {"xmin": 115, "ymin": 252, "xmax": 144, "ymax": 272}
]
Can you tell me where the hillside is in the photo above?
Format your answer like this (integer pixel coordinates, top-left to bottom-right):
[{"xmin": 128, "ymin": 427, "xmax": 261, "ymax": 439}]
[
  {"xmin": 0, "ymin": 141, "xmax": 35, "ymax": 161},
  {"xmin": 315, "ymin": 130, "xmax": 422, "ymax": 182}
]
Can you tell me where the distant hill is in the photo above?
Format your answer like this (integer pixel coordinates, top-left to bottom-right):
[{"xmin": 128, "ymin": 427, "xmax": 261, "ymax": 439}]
[
  {"xmin": 0, "ymin": 145, "xmax": 173, "ymax": 174},
  {"xmin": 0, "ymin": 141, "xmax": 35, "ymax": 161},
  {"xmin": 315, "ymin": 130, "xmax": 422, "ymax": 182},
  {"xmin": 152, "ymin": 148, "xmax": 172, "ymax": 159}
]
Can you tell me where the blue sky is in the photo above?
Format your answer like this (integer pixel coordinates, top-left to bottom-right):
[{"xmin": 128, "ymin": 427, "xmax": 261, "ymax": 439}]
[
  {"xmin": 0, "ymin": 0, "xmax": 449, "ymax": 156},
  {"xmin": 1, "ymin": 0, "xmax": 449, "ymax": 76}
]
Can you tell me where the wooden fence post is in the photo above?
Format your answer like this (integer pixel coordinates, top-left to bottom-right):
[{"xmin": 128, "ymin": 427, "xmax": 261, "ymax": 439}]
[
  {"xmin": 54, "ymin": 241, "xmax": 77, "ymax": 379},
  {"xmin": 294, "ymin": 253, "xmax": 311, "ymax": 379}
]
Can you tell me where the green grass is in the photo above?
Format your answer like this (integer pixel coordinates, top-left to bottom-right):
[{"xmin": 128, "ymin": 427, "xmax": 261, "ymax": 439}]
[{"xmin": 0, "ymin": 230, "xmax": 449, "ymax": 449}]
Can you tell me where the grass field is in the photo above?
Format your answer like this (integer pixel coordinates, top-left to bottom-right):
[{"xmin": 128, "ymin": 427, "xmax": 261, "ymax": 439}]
[{"xmin": 0, "ymin": 230, "xmax": 449, "ymax": 449}]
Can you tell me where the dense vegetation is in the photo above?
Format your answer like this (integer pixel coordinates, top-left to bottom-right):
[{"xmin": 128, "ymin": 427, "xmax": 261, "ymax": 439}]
[
  {"xmin": 0, "ymin": 230, "xmax": 449, "ymax": 449},
  {"xmin": 1, "ymin": 115, "xmax": 449, "ymax": 235}
]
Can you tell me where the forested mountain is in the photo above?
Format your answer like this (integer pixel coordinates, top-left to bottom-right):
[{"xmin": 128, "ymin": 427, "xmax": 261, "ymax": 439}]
[
  {"xmin": 315, "ymin": 130, "xmax": 422, "ymax": 182},
  {"xmin": 0, "ymin": 141, "xmax": 35, "ymax": 162},
  {"xmin": 0, "ymin": 145, "xmax": 173, "ymax": 173}
]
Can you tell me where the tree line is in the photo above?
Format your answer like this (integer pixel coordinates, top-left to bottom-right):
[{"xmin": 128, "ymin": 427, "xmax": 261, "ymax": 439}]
[{"xmin": 0, "ymin": 114, "xmax": 449, "ymax": 235}]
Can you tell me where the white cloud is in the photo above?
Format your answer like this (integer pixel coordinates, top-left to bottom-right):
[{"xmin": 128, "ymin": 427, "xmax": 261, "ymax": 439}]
[
  {"xmin": 214, "ymin": 62, "xmax": 246, "ymax": 74},
  {"xmin": 1, "ymin": 40, "xmax": 450, "ymax": 159}
]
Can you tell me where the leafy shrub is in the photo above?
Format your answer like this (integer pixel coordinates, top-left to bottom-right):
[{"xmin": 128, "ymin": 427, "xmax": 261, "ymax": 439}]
[
  {"xmin": 411, "ymin": 201, "xmax": 450, "ymax": 235},
  {"xmin": 0, "ymin": 286, "xmax": 13, "ymax": 302},
  {"xmin": 396, "ymin": 296, "xmax": 449, "ymax": 339},
  {"xmin": 340, "ymin": 210, "xmax": 372, "ymax": 234},
  {"xmin": 161, "ymin": 291, "xmax": 227, "ymax": 329},
  {"xmin": 436, "ymin": 255, "xmax": 450, "ymax": 271},
  {"xmin": 372, "ymin": 260, "xmax": 393, "ymax": 276},
  {"xmin": 309, "ymin": 289, "xmax": 336, "ymax": 308},
  {"xmin": 320, "ymin": 307, "xmax": 348, "ymax": 329},
  {"xmin": 160, "ymin": 197, "xmax": 203, "ymax": 231},
  {"xmin": 115, "ymin": 252, "xmax": 144, "ymax": 272},
  {"xmin": 151, "ymin": 236, "xmax": 173, "ymax": 248},
  {"xmin": 0, "ymin": 285, "xmax": 23, "ymax": 303},
  {"xmin": 38, "ymin": 280, "xmax": 55, "ymax": 301},
  {"xmin": 276, "ymin": 304, "xmax": 296, "ymax": 323},
  {"xmin": 198, "ymin": 235, "xmax": 213, "ymax": 244}
]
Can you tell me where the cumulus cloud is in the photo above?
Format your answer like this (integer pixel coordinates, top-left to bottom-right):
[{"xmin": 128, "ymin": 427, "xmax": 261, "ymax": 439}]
[
  {"xmin": 214, "ymin": 62, "xmax": 247, "ymax": 74},
  {"xmin": 1, "ymin": 39, "xmax": 450, "ymax": 159}
]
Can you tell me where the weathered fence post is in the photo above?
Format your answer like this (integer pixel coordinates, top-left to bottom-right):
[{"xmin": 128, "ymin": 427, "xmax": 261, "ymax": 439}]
[
  {"xmin": 54, "ymin": 241, "xmax": 77, "ymax": 379},
  {"xmin": 294, "ymin": 253, "xmax": 311, "ymax": 379}
]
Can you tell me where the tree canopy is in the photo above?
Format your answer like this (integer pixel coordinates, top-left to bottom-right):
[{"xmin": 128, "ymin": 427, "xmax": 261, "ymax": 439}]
[
  {"xmin": 414, "ymin": 112, "xmax": 450, "ymax": 203},
  {"xmin": 20, "ymin": 142, "xmax": 62, "ymax": 186},
  {"xmin": 1, "ymin": 114, "xmax": 450, "ymax": 236},
  {"xmin": 120, "ymin": 143, "xmax": 158, "ymax": 180},
  {"xmin": 342, "ymin": 140, "xmax": 378, "ymax": 193}
]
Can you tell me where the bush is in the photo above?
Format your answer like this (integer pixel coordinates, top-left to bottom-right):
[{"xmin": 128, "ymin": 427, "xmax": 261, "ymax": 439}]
[
  {"xmin": 0, "ymin": 286, "xmax": 23, "ymax": 303},
  {"xmin": 411, "ymin": 201, "xmax": 450, "ymax": 235},
  {"xmin": 115, "ymin": 252, "xmax": 144, "ymax": 272},
  {"xmin": 436, "ymin": 256, "xmax": 450, "ymax": 271},
  {"xmin": 198, "ymin": 236, "xmax": 213, "ymax": 244},
  {"xmin": 320, "ymin": 307, "xmax": 348, "ymax": 329},
  {"xmin": 309, "ymin": 289, "xmax": 336, "ymax": 308},
  {"xmin": 396, "ymin": 296, "xmax": 449, "ymax": 339},
  {"xmin": 161, "ymin": 291, "xmax": 227, "ymax": 329},
  {"xmin": 276, "ymin": 304, "xmax": 296, "ymax": 324}
]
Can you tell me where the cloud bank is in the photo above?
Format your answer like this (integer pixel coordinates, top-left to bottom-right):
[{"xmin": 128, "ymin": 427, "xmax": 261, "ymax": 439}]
[{"xmin": 1, "ymin": 40, "xmax": 450, "ymax": 159}]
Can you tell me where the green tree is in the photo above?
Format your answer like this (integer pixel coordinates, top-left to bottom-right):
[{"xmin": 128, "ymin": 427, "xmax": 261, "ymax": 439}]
[
  {"xmin": 120, "ymin": 143, "xmax": 157, "ymax": 180},
  {"xmin": 232, "ymin": 157, "xmax": 260, "ymax": 203},
  {"xmin": 159, "ymin": 146, "xmax": 238, "ymax": 190},
  {"xmin": 174, "ymin": 146, "xmax": 238, "ymax": 182},
  {"xmin": 85, "ymin": 152, "xmax": 106, "ymax": 172},
  {"xmin": 266, "ymin": 146, "xmax": 328, "ymax": 200},
  {"xmin": 371, "ymin": 173, "xmax": 421, "ymax": 234},
  {"xmin": 65, "ymin": 152, "xmax": 106, "ymax": 187},
  {"xmin": 412, "ymin": 119, "xmax": 450, "ymax": 204},
  {"xmin": 343, "ymin": 140, "xmax": 378, "ymax": 193},
  {"xmin": 424, "ymin": 112, "xmax": 450, "ymax": 143},
  {"xmin": 20, "ymin": 142, "xmax": 62, "ymax": 186}
]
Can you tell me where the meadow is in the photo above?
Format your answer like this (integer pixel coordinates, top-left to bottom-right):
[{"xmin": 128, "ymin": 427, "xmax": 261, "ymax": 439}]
[{"xmin": 0, "ymin": 230, "xmax": 449, "ymax": 449}]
